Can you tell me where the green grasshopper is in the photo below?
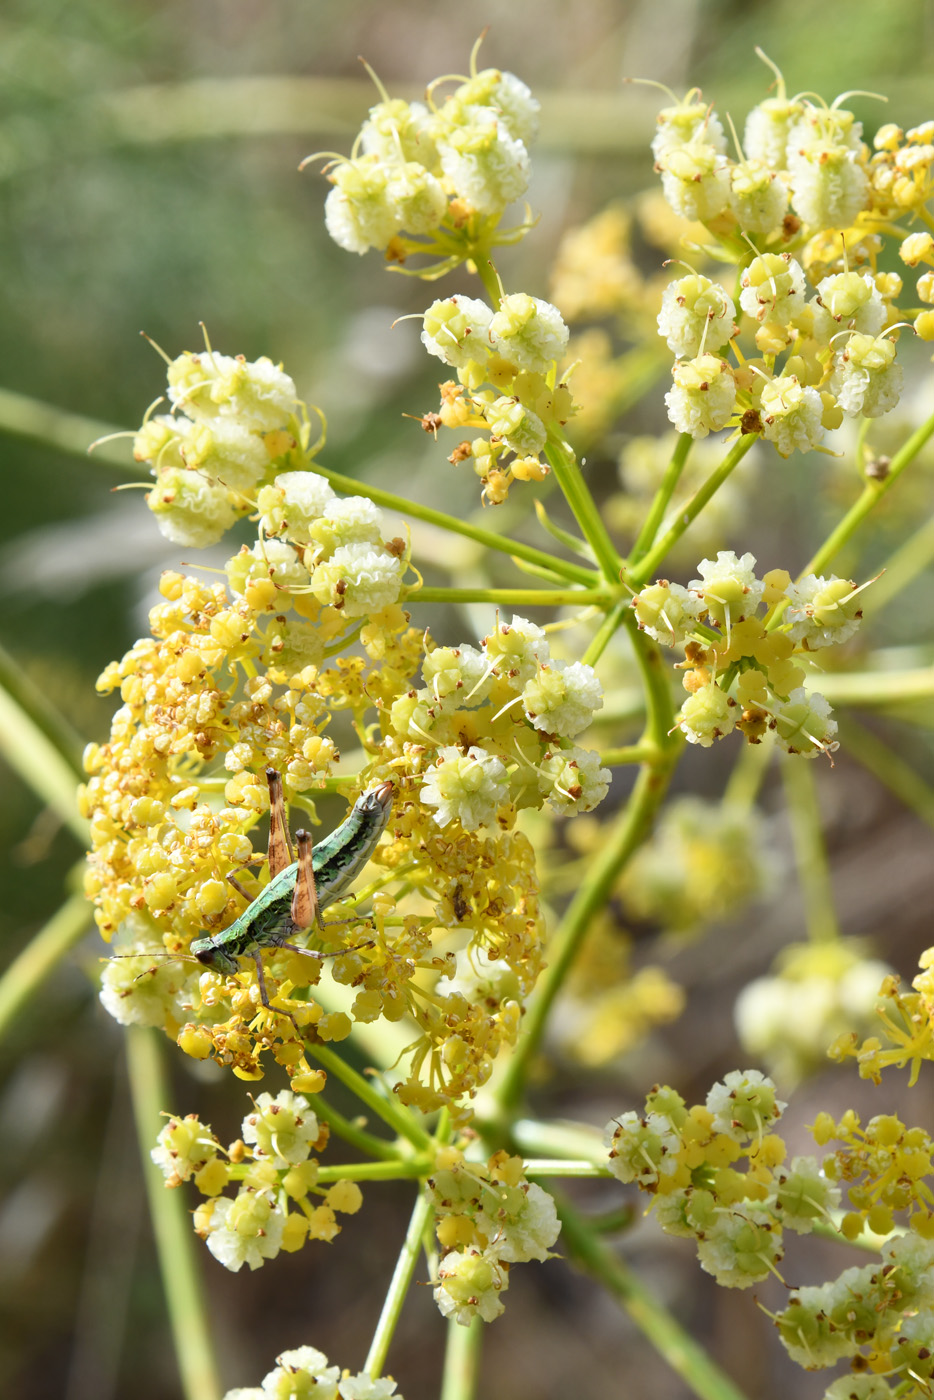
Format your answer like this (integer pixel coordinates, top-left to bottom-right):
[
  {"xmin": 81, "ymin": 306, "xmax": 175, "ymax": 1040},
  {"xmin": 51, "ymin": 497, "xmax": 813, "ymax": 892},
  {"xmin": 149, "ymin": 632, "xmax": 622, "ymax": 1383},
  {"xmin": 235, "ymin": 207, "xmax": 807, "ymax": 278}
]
[{"xmin": 116, "ymin": 770, "xmax": 394, "ymax": 1023}]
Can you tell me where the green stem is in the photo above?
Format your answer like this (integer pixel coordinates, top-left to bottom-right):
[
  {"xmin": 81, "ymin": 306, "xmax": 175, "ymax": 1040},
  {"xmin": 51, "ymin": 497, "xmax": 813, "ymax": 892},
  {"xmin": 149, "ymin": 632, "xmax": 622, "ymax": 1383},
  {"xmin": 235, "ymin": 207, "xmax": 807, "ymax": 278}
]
[
  {"xmin": 311, "ymin": 460, "xmax": 598, "ymax": 586},
  {"xmin": 472, "ymin": 251, "xmax": 503, "ymax": 304},
  {"xmin": 125, "ymin": 1028, "xmax": 221, "ymax": 1400},
  {"xmin": 862, "ymin": 511, "xmax": 934, "ymax": 618},
  {"xmin": 544, "ymin": 432, "xmax": 622, "ymax": 583},
  {"xmin": 600, "ymin": 742, "xmax": 660, "ymax": 766},
  {"xmin": 315, "ymin": 1158, "xmax": 430, "ymax": 1183},
  {"xmin": 0, "ymin": 386, "xmax": 134, "ymax": 467},
  {"xmin": 410, "ymin": 585, "xmax": 613, "ymax": 607},
  {"xmin": 510, "ymin": 1116, "xmax": 608, "ymax": 1164},
  {"xmin": 837, "ymin": 715, "xmax": 934, "ymax": 829},
  {"xmin": 629, "ymin": 432, "xmax": 693, "ymax": 564},
  {"xmin": 582, "ymin": 596, "xmax": 630, "ymax": 667},
  {"xmin": 801, "ymin": 404, "xmax": 934, "ymax": 580},
  {"xmin": 0, "ymin": 672, "xmax": 89, "ymax": 843},
  {"xmin": 0, "ymin": 891, "xmax": 91, "ymax": 1041},
  {"xmin": 781, "ymin": 756, "xmax": 839, "ymax": 944},
  {"xmin": 556, "ymin": 1194, "xmax": 751, "ymax": 1400},
  {"xmin": 723, "ymin": 739, "xmax": 772, "ymax": 813},
  {"xmin": 304, "ymin": 1041, "xmax": 433, "ymax": 1151},
  {"xmin": 0, "ymin": 640, "xmax": 87, "ymax": 775},
  {"xmin": 364, "ymin": 1186, "xmax": 435, "ymax": 1378},
  {"xmin": 440, "ymin": 1316, "xmax": 483, "ymax": 1400},
  {"xmin": 496, "ymin": 626, "xmax": 680, "ymax": 1114},
  {"xmin": 310, "ymin": 1094, "xmax": 401, "ymax": 1160},
  {"xmin": 807, "ymin": 665, "xmax": 934, "ymax": 708},
  {"xmin": 523, "ymin": 1159, "xmax": 608, "ymax": 1178},
  {"xmin": 628, "ymin": 434, "xmax": 756, "ymax": 587}
]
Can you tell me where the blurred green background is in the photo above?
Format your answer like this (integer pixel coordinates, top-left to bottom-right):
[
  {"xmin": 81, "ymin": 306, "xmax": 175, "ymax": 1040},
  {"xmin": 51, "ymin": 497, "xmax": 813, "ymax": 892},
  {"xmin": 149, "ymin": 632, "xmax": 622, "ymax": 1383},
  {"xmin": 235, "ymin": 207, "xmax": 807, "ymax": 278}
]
[{"xmin": 2, "ymin": 2, "xmax": 934, "ymax": 1397}]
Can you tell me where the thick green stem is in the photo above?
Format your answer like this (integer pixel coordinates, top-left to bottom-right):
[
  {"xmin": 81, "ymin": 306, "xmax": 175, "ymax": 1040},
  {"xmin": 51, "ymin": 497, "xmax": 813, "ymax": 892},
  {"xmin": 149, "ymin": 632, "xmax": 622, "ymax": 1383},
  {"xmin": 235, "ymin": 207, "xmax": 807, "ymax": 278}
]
[
  {"xmin": 310, "ymin": 1094, "xmax": 401, "ymax": 1160},
  {"xmin": 801, "ymin": 404, "xmax": 934, "ymax": 580},
  {"xmin": 125, "ymin": 1028, "xmax": 221, "ymax": 1400},
  {"xmin": 544, "ymin": 432, "xmax": 622, "ymax": 582},
  {"xmin": 410, "ymin": 585, "xmax": 613, "ymax": 607},
  {"xmin": 600, "ymin": 742, "xmax": 660, "ymax": 766},
  {"xmin": 440, "ymin": 1316, "xmax": 483, "ymax": 1400},
  {"xmin": 0, "ymin": 892, "xmax": 91, "ymax": 1041},
  {"xmin": 304, "ymin": 1041, "xmax": 432, "ymax": 1151},
  {"xmin": 315, "ymin": 1158, "xmax": 430, "ymax": 1183},
  {"xmin": 311, "ymin": 461, "xmax": 598, "ymax": 586},
  {"xmin": 807, "ymin": 665, "xmax": 934, "ymax": 708},
  {"xmin": 0, "ymin": 386, "xmax": 133, "ymax": 466},
  {"xmin": 781, "ymin": 756, "xmax": 839, "ymax": 944},
  {"xmin": 628, "ymin": 434, "xmax": 756, "ymax": 587},
  {"xmin": 0, "ymin": 671, "xmax": 89, "ymax": 843},
  {"xmin": 582, "ymin": 596, "xmax": 630, "ymax": 666},
  {"xmin": 364, "ymin": 1186, "xmax": 435, "ymax": 1378},
  {"xmin": 556, "ymin": 1194, "xmax": 751, "ymax": 1400},
  {"xmin": 629, "ymin": 432, "xmax": 693, "ymax": 564}
]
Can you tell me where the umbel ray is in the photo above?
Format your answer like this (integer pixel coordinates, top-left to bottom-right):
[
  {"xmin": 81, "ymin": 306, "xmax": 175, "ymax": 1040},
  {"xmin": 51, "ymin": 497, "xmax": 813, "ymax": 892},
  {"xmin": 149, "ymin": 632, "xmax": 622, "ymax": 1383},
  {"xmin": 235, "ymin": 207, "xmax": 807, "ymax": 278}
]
[{"xmin": 110, "ymin": 769, "xmax": 394, "ymax": 1022}]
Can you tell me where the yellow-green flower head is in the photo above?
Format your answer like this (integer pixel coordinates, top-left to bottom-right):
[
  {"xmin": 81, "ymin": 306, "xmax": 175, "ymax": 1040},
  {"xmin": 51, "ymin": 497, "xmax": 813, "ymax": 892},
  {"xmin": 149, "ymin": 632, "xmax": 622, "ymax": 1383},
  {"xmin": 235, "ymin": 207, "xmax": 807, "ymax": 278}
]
[
  {"xmin": 738, "ymin": 253, "xmax": 806, "ymax": 326},
  {"xmin": 664, "ymin": 354, "xmax": 736, "ymax": 438},
  {"xmin": 226, "ymin": 538, "xmax": 312, "ymax": 597},
  {"xmin": 759, "ymin": 376, "xmax": 823, "ymax": 457},
  {"xmin": 789, "ymin": 102, "xmax": 864, "ymax": 154},
  {"xmin": 421, "ymin": 295, "xmax": 494, "ymax": 368},
  {"xmin": 178, "ymin": 417, "xmax": 270, "ymax": 493},
  {"xmin": 385, "ymin": 161, "xmax": 449, "ymax": 236},
  {"xmin": 309, "ymin": 541, "xmax": 403, "ymax": 618},
  {"xmin": 784, "ymin": 574, "xmax": 863, "ymax": 648},
  {"xmin": 695, "ymin": 1200, "xmax": 784, "ymax": 1289},
  {"xmin": 657, "ymin": 274, "xmax": 736, "ymax": 358},
  {"xmin": 242, "ymin": 1091, "xmax": 318, "ymax": 1168},
  {"xmin": 147, "ymin": 465, "xmax": 240, "ymax": 547},
  {"xmin": 787, "ymin": 139, "xmax": 869, "ymax": 231},
  {"xmin": 151, "ymin": 1114, "xmax": 220, "ymax": 1184},
  {"xmin": 773, "ymin": 1156, "xmax": 841, "ymax": 1232},
  {"xmin": 340, "ymin": 1372, "xmax": 405, "ymax": 1400},
  {"xmin": 728, "ymin": 157, "xmax": 789, "ymax": 234},
  {"xmin": 772, "ymin": 687, "xmax": 838, "ymax": 756},
  {"xmin": 360, "ymin": 96, "xmax": 440, "ymax": 169},
  {"xmin": 690, "ymin": 550, "xmax": 764, "ymax": 626},
  {"xmin": 900, "ymin": 231, "xmax": 934, "ymax": 267},
  {"xmin": 306, "ymin": 496, "xmax": 385, "ymax": 557},
  {"xmin": 776, "ymin": 1282, "xmax": 862, "ymax": 1367},
  {"xmin": 823, "ymin": 1376, "xmax": 896, "ymax": 1400},
  {"xmin": 705, "ymin": 1068, "xmax": 786, "ymax": 1141},
  {"xmin": 489, "ymin": 293, "xmax": 569, "ymax": 374},
  {"xmin": 485, "ymin": 396, "xmax": 547, "ymax": 455},
  {"xmin": 651, "ymin": 92, "xmax": 727, "ymax": 161},
  {"xmin": 605, "ymin": 1110, "xmax": 682, "ymax": 1188},
  {"xmin": 521, "ymin": 660, "xmax": 603, "ymax": 739},
  {"xmin": 99, "ymin": 917, "xmax": 198, "ymax": 1028},
  {"xmin": 434, "ymin": 1246, "xmax": 509, "ymax": 1324},
  {"xmin": 743, "ymin": 96, "xmax": 804, "ymax": 170},
  {"xmin": 658, "ymin": 140, "xmax": 730, "ymax": 223},
  {"xmin": 482, "ymin": 614, "xmax": 549, "ymax": 686},
  {"xmin": 324, "ymin": 156, "xmax": 402, "ymax": 255},
  {"xmin": 257, "ymin": 470, "xmax": 336, "ymax": 542},
  {"xmin": 433, "ymin": 104, "xmax": 530, "ymax": 216},
  {"xmin": 167, "ymin": 351, "xmax": 298, "ymax": 433},
  {"xmin": 830, "ymin": 332, "xmax": 902, "ymax": 418},
  {"xmin": 422, "ymin": 644, "xmax": 491, "ymax": 708},
  {"xmin": 679, "ymin": 680, "xmax": 737, "ymax": 747},
  {"xmin": 421, "ymin": 745, "xmax": 509, "ymax": 830},
  {"xmin": 451, "ymin": 68, "xmax": 540, "ymax": 148},
  {"xmin": 204, "ymin": 1187, "xmax": 285, "ymax": 1271},
  {"xmin": 537, "ymin": 747, "xmax": 611, "ymax": 813},
  {"xmin": 812, "ymin": 271, "xmax": 885, "ymax": 342},
  {"xmin": 482, "ymin": 1181, "xmax": 559, "ymax": 1264},
  {"xmin": 225, "ymin": 1348, "xmax": 344, "ymax": 1400},
  {"xmin": 134, "ymin": 413, "xmax": 187, "ymax": 470},
  {"xmin": 633, "ymin": 581, "xmax": 704, "ymax": 646}
]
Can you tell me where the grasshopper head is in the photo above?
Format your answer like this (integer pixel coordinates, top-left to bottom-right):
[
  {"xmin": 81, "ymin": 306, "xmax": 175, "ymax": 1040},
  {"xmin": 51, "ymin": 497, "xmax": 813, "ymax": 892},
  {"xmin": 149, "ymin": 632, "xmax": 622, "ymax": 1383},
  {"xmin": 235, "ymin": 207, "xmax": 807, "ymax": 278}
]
[{"xmin": 190, "ymin": 934, "xmax": 240, "ymax": 976}]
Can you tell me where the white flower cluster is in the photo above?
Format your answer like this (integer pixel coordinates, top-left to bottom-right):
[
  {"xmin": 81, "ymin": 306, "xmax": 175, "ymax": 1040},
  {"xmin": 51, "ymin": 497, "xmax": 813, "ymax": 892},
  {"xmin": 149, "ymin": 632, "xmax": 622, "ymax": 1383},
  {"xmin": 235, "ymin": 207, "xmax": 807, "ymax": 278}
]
[
  {"xmin": 391, "ymin": 615, "xmax": 609, "ymax": 830},
  {"xmin": 137, "ymin": 349, "xmax": 299, "ymax": 547},
  {"xmin": 606, "ymin": 1075, "xmax": 843, "ymax": 1291},
  {"xmin": 421, "ymin": 292, "xmax": 572, "ymax": 503},
  {"xmin": 316, "ymin": 68, "xmax": 539, "ymax": 255},
  {"xmin": 633, "ymin": 552, "xmax": 865, "ymax": 756},
  {"xmin": 428, "ymin": 1148, "xmax": 560, "ymax": 1326},
  {"xmin": 223, "ymin": 1346, "xmax": 404, "ymax": 1400},
  {"xmin": 735, "ymin": 938, "xmax": 892, "ymax": 1086},
  {"xmin": 651, "ymin": 76, "xmax": 922, "ymax": 452}
]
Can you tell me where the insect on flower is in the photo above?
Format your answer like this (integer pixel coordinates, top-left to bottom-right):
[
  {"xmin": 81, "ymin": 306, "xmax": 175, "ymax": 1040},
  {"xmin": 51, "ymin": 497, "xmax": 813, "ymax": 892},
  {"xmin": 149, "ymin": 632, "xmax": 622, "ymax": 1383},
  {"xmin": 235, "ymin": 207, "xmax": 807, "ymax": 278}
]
[{"xmin": 110, "ymin": 769, "xmax": 394, "ymax": 1025}]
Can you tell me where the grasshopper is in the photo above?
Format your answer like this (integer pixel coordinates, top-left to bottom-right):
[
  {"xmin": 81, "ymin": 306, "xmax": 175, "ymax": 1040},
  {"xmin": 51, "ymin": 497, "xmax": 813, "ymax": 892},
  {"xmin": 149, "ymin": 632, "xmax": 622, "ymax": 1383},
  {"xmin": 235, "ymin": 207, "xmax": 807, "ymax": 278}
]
[{"xmin": 114, "ymin": 770, "xmax": 394, "ymax": 1025}]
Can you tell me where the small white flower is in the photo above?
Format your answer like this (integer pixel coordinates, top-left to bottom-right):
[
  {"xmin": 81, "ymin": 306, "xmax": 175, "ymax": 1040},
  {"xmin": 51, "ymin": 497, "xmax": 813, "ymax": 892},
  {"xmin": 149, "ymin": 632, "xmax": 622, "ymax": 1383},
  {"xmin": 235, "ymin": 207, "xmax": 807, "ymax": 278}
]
[
  {"xmin": 788, "ymin": 142, "xmax": 869, "ymax": 231},
  {"xmin": 659, "ymin": 141, "xmax": 730, "ymax": 223},
  {"xmin": 729, "ymin": 158, "xmax": 789, "ymax": 234},
  {"xmin": 257, "ymin": 470, "xmax": 336, "ymax": 541},
  {"xmin": 435, "ymin": 105, "xmax": 530, "ymax": 215},
  {"xmin": 421, "ymin": 745, "xmax": 509, "ymax": 830},
  {"xmin": 829, "ymin": 332, "xmax": 902, "ymax": 417},
  {"xmin": 690, "ymin": 551, "xmax": 763, "ymax": 625},
  {"xmin": 522, "ymin": 660, "xmax": 603, "ymax": 739},
  {"xmin": 434, "ymin": 1246, "xmax": 509, "ymax": 1324},
  {"xmin": 652, "ymin": 96, "xmax": 726, "ymax": 161},
  {"xmin": 324, "ymin": 156, "xmax": 400, "ymax": 255},
  {"xmin": 204, "ymin": 1190, "xmax": 285, "ymax": 1272},
  {"xmin": 760, "ymin": 376, "xmax": 823, "ymax": 457},
  {"xmin": 772, "ymin": 687, "xmax": 838, "ymax": 757},
  {"xmin": 785, "ymin": 574, "xmax": 863, "ymax": 648},
  {"xmin": 421, "ymin": 296, "xmax": 494, "ymax": 368},
  {"xmin": 310, "ymin": 542, "xmax": 403, "ymax": 617},
  {"xmin": 665, "ymin": 354, "xmax": 736, "ymax": 438},
  {"xmin": 812, "ymin": 271, "xmax": 885, "ymax": 343},
  {"xmin": 678, "ymin": 681, "xmax": 736, "ymax": 747},
  {"xmin": 147, "ymin": 466, "xmax": 239, "ymax": 548},
  {"xmin": 744, "ymin": 97, "xmax": 803, "ymax": 169},
  {"xmin": 739, "ymin": 254, "xmax": 806, "ymax": 326},
  {"xmin": 633, "ymin": 581, "xmax": 704, "ymax": 645},
  {"xmin": 482, "ymin": 615, "xmax": 550, "ymax": 686},
  {"xmin": 489, "ymin": 293, "xmax": 569, "ymax": 373},
  {"xmin": 539, "ymin": 746, "xmax": 611, "ymax": 814},
  {"xmin": 657, "ymin": 274, "xmax": 736, "ymax": 358},
  {"xmin": 242, "ymin": 1091, "xmax": 318, "ymax": 1168}
]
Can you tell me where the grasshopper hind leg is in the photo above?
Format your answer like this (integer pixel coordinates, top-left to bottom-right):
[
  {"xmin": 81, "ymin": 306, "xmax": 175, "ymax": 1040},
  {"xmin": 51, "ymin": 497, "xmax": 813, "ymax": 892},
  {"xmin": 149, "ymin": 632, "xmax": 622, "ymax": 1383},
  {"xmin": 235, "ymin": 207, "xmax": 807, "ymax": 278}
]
[{"xmin": 266, "ymin": 768, "xmax": 293, "ymax": 878}]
